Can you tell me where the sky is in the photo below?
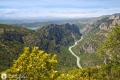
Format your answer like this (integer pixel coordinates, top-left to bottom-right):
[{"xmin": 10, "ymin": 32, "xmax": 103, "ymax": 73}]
[{"xmin": 0, "ymin": 0, "xmax": 120, "ymax": 19}]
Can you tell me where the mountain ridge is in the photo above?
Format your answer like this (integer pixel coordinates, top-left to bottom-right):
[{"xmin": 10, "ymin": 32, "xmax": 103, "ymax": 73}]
[
  {"xmin": 72, "ymin": 13, "xmax": 120, "ymax": 67},
  {"xmin": 0, "ymin": 23, "xmax": 82, "ymax": 71}
]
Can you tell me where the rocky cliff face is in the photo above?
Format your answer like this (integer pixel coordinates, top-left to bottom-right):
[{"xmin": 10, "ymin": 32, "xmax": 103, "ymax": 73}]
[
  {"xmin": 77, "ymin": 13, "xmax": 120, "ymax": 55},
  {"xmin": 109, "ymin": 14, "xmax": 120, "ymax": 19},
  {"xmin": 78, "ymin": 14, "xmax": 120, "ymax": 34},
  {"xmin": 79, "ymin": 17, "xmax": 108, "ymax": 34},
  {"xmin": 24, "ymin": 23, "xmax": 82, "ymax": 52},
  {"xmin": 0, "ymin": 23, "xmax": 81, "ymax": 53},
  {"xmin": 82, "ymin": 40, "xmax": 97, "ymax": 53},
  {"xmin": 99, "ymin": 14, "xmax": 120, "ymax": 30},
  {"xmin": 0, "ymin": 24, "xmax": 33, "ymax": 71},
  {"xmin": 80, "ymin": 24, "xmax": 94, "ymax": 34},
  {"xmin": 1, "ymin": 30, "xmax": 24, "ymax": 43}
]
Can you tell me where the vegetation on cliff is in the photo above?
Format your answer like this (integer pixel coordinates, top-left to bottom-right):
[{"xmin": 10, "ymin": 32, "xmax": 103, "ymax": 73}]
[
  {"xmin": 0, "ymin": 24, "xmax": 33, "ymax": 71},
  {"xmin": 0, "ymin": 23, "xmax": 81, "ymax": 72}
]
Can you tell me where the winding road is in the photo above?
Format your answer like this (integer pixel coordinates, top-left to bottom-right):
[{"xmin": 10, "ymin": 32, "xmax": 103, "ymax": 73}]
[{"xmin": 68, "ymin": 36, "xmax": 83, "ymax": 69}]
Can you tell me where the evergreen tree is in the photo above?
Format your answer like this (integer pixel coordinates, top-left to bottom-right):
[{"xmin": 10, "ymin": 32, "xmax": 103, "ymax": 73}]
[{"xmin": 6, "ymin": 47, "xmax": 59, "ymax": 80}]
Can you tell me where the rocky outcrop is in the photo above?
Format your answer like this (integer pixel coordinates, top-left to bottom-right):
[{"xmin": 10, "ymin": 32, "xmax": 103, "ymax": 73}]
[
  {"xmin": 0, "ymin": 23, "xmax": 82, "ymax": 53},
  {"xmin": 1, "ymin": 32, "xmax": 24, "ymax": 43},
  {"xmin": 109, "ymin": 14, "xmax": 120, "ymax": 19},
  {"xmin": 78, "ymin": 14, "xmax": 120, "ymax": 55},
  {"xmin": 82, "ymin": 40, "xmax": 97, "ymax": 53},
  {"xmin": 79, "ymin": 14, "xmax": 120, "ymax": 34},
  {"xmin": 80, "ymin": 25, "xmax": 93, "ymax": 34},
  {"xmin": 99, "ymin": 22, "xmax": 112, "ymax": 30},
  {"xmin": 0, "ymin": 28, "xmax": 4, "ymax": 34},
  {"xmin": 79, "ymin": 17, "xmax": 108, "ymax": 34},
  {"xmin": 29, "ymin": 23, "xmax": 82, "ymax": 52},
  {"xmin": 99, "ymin": 14, "xmax": 120, "ymax": 30},
  {"xmin": 0, "ymin": 27, "xmax": 29, "ymax": 43}
]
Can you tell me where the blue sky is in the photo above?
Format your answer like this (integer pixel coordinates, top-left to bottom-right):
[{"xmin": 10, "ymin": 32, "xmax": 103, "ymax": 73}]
[{"xmin": 0, "ymin": 0, "xmax": 120, "ymax": 19}]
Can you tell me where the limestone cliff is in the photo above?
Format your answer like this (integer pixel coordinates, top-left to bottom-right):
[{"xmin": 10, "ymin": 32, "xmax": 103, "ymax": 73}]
[
  {"xmin": 78, "ymin": 14, "xmax": 120, "ymax": 55},
  {"xmin": 99, "ymin": 14, "xmax": 120, "ymax": 30}
]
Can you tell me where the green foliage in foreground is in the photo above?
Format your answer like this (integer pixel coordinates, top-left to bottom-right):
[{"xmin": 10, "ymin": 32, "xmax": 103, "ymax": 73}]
[
  {"xmin": 1, "ymin": 45, "xmax": 120, "ymax": 80},
  {"xmin": 5, "ymin": 47, "xmax": 59, "ymax": 80},
  {"xmin": 57, "ymin": 64, "xmax": 120, "ymax": 80},
  {"xmin": 2, "ymin": 46, "xmax": 120, "ymax": 80}
]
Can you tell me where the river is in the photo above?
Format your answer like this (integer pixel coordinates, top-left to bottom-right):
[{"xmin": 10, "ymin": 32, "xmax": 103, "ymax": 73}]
[{"xmin": 68, "ymin": 36, "xmax": 83, "ymax": 69}]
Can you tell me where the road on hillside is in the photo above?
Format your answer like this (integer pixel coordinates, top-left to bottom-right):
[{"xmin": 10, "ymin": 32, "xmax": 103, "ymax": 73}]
[{"xmin": 68, "ymin": 36, "xmax": 83, "ymax": 69}]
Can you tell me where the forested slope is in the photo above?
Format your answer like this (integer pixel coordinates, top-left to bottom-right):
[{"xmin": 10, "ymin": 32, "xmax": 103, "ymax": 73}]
[
  {"xmin": 2, "ymin": 24, "xmax": 120, "ymax": 79},
  {"xmin": 0, "ymin": 24, "xmax": 33, "ymax": 71}
]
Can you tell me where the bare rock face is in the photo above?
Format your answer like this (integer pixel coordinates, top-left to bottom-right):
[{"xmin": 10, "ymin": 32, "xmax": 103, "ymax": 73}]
[
  {"xmin": 99, "ymin": 14, "xmax": 120, "ymax": 30},
  {"xmin": 0, "ymin": 23, "xmax": 82, "ymax": 53},
  {"xmin": 82, "ymin": 40, "xmax": 97, "ymax": 53},
  {"xmin": 109, "ymin": 15, "xmax": 116, "ymax": 19},
  {"xmin": 79, "ymin": 17, "xmax": 107, "ymax": 34},
  {"xmin": 0, "ymin": 28, "xmax": 4, "ymax": 34},
  {"xmin": 109, "ymin": 15, "xmax": 120, "ymax": 19},
  {"xmin": 80, "ymin": 13, "xmax": 120, "ymax": 54},
  {"xmin": 80, "ymin": 25, "xmax": 93, "ymax": 34},
  {"xmin": 23, "ymin": 23, "xmax": 82, "ymax": 52},
  {"xmin": 99, "ymin": 22, "xmax": 112, "ymax": 30},
  {"xmin": 0, "ymin": 28, "xmax": 24, "ymax": 43},
  {"xmin": 113, "ymin": 19, "xmax": 120, "ymax": 25}
]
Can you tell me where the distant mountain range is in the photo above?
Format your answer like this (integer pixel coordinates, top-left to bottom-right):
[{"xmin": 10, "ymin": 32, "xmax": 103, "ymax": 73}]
[{"xmin": 0, "ymin": 19, "xmax": 80, "ymax": 29}]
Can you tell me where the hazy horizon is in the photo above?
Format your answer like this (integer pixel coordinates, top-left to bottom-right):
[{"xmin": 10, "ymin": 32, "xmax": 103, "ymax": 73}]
[{"xmin": 0, "ymin": 0, "xmax": 120, "ymax": 20}]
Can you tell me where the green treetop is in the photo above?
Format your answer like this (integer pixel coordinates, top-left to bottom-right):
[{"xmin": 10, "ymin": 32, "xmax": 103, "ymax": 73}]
[{"xmin": 6, "ymin": 47, "xmax": 59, "ymax": 80}]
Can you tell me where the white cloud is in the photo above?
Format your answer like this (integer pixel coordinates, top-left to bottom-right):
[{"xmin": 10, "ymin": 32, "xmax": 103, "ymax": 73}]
[
  {"xmin": 0, "ymin": 7, "xmax": 120, "ymax": 19},
  {"xmin": 0, "ymin": 0, "xmax": 120, "ymax": 19}
]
